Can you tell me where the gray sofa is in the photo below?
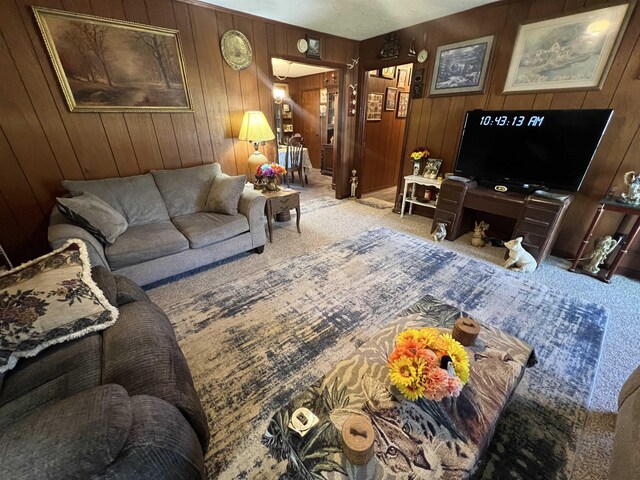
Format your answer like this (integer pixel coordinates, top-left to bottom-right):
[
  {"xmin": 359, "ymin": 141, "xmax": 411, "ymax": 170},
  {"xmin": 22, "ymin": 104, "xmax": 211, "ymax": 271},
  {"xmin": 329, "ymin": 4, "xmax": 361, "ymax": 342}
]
[
  {"xmin": 0, "ymin": 267, "xmax": 209, "ymax": 479},
  {"xmin": 609, "ymin": 365, "xmax": 640, "ymax": 479},
  {"xmin": 49, "ymin": 163, "xmax": 266, "ymax": 286}
]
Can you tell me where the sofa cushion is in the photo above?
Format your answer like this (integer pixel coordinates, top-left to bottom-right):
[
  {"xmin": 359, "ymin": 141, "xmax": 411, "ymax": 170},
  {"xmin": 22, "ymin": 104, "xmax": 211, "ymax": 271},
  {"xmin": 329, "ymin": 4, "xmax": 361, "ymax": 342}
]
[
  {"xmin": 0, "ymin": 384, "xmax": 132, "ymax": 479},
  {"xmin": 105, "ymin": 222, "xmax": 189, "ymax": 270},
  {"xmin": 152, "ymin": 163, "xmax": 222, "ymax": 218},
  {"xmin": 205, "ymin": 174, "xmax": 247, "ymax": 215},
  {"xmin": 0, "ymin": 240, "xmax": 118, "ymax": 374},
  {"xmin": 172, "ymin": 212, "xmax": 250, "ymax": 249},
  {"xmin": 63, "ymin": 174, "xmax": 170, "ymax": 226},
  {"xmin": 56, "ymin": 192, "xmax": 128, "ymax": 245},
  {"xmin": 0, "ymin": 333, "xmax": 101, "ymax": 422}
]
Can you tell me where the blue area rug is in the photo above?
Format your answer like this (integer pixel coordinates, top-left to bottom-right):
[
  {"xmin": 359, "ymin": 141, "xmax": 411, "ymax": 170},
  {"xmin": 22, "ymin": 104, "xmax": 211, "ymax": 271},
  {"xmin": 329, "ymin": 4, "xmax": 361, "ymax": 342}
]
[{"xmin": 161, "ymin": 227, "xmax": 608, "ymax": 479}]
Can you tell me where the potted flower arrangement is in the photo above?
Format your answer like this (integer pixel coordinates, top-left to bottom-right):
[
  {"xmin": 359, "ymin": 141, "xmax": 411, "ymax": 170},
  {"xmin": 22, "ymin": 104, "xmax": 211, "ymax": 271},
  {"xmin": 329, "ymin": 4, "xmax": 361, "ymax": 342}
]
[
  {"xmin": 257, "ymin": 163, "xmax": 286, "ymax": 191},
  {"xmin": 410, "ymin": 147, "xmax": 430, "ymax": 176},
  {"xmin": 388, "ymin": 327, "xmax": 469, "ymax": 401}
]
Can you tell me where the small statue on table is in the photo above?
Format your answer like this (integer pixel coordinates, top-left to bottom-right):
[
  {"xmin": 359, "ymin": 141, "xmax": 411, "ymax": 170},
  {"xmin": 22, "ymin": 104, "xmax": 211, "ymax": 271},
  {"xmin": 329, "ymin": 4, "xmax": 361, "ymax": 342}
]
[
  {"xmin": 620, "ymin": 171, "xmax": 640, "ymax": 206},
  {"xmin": 432, "ymin": 222, "xmax": 447, "ymax": 243},
  {"xmin": 584, "ymin": 235, "xmax": 620, "ymax": 274}
]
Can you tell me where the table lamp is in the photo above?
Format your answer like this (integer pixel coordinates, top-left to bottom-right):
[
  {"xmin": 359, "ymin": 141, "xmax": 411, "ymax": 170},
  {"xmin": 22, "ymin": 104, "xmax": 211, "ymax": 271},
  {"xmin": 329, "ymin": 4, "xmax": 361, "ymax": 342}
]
[{"xmin": 238, "ymin": 111, "xmax": 275, "ymax": 181}]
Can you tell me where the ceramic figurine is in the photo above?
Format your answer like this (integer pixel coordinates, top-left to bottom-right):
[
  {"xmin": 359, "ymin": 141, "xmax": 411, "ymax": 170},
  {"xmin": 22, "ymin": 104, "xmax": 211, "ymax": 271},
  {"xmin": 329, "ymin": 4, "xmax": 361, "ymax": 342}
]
[
  {"xmin": 432, "ymin": 222, "xmax": 447, "ymax": 243},
  {"xmin": 621, "ymin": 171, "xmax": 640, "ymax": 205},
  {"xmin": 471, "ymin": 221, "xmax": 489, "ymax": 248},
  {"xmin": 503, "ymin": 237, "xmax": 537, "ymax": 273},
  {"xmin": 349, "ymin": 170, "xmax": 358, "ymax": 198},
  {"xmin": 585, "ymin": 235, "xmax": 619, "ymax": 274}
]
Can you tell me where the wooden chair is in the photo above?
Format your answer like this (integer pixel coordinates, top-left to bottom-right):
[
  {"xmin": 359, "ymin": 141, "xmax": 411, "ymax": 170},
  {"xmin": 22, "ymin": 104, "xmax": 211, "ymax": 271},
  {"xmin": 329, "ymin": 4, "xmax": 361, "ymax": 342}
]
[{"xmin": 284, "ymin": 134, "xmax": 307, "ymax": 187}]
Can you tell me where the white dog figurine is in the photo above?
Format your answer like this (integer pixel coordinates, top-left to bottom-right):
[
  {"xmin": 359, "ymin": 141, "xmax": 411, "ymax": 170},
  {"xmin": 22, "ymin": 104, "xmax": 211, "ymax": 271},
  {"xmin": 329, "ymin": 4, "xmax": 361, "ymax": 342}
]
[
  {"xmin": 503, "ymin": 237, "xmax": 537, "ymax": 273},
  {"xmin": 432, "ymin": 222, "xmax": 447, "ymax": 243}
]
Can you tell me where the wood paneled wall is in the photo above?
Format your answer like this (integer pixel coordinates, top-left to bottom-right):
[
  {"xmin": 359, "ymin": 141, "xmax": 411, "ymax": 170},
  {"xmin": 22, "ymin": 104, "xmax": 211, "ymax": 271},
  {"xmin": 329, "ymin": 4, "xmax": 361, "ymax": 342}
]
[
  {"xmin": 360, "ymin": 0, "xmax": 640, "ymax": 276},
  {"xmin": 0, "ymin": 0, "xmax": 358, "ymax": 264},
  {"xmin": 360, "ymin": 68, "xmax": 411, "ymax": 194}
]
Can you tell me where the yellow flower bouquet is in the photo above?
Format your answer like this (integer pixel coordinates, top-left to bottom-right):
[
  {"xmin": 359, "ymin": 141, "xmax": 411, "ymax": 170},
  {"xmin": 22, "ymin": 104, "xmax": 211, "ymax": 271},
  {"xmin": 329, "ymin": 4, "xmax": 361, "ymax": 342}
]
[
  {"xmin": 388, "ymin": 328, "xmax": 469, "ymax": 401},
  {"xmin": 410, "ymin": 147, "xmax": 430, "ymax": 161}
]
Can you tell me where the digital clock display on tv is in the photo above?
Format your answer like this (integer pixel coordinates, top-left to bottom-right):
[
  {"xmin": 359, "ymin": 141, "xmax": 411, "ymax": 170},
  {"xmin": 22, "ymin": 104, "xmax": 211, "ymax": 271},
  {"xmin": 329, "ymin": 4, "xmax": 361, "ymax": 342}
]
[
  {"xmin": 479, "ymin": 115, "xmax": 545, "ymax": 127},
  {"xmin": 454, "ymin": 109, "xmax": 613, "ymax": 192}
]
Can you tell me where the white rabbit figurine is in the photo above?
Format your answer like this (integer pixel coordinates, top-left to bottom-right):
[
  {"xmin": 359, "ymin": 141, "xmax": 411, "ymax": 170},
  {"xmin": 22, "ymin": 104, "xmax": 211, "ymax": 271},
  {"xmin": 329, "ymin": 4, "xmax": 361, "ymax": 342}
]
[{"xmin": 503, "ymin": 237, "xmax": 537, "ymax": 273}]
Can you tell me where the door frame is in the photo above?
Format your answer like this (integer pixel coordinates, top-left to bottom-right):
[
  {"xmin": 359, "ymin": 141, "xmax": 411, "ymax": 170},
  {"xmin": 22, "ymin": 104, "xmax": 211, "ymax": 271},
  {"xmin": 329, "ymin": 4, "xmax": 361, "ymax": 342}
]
[
  {"xmin": 268, "ymin": 54, "xmax": 348, "ymax": 198},
  {"xmin": 355, "ymin": 61, "xmax": 416, "ymax": 200}
]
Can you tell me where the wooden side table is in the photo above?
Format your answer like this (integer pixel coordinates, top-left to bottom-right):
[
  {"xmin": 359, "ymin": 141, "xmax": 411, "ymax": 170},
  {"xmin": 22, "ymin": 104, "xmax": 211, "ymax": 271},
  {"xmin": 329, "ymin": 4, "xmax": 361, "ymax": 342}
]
[
  {"xmin": 263, "ymin": 190, "xmax": 301, "ymax": 243},
  {"xmin": 569, "ymin": 198, "xmax": 640, "ymax": 283}
]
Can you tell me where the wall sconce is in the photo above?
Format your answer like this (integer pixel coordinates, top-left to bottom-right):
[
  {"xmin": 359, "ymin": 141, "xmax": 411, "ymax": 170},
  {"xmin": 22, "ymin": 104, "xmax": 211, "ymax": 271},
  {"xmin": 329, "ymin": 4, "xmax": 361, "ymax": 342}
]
[{"xmin": 273, "ymin": 87, "xmax": 285, "ymax": 104}]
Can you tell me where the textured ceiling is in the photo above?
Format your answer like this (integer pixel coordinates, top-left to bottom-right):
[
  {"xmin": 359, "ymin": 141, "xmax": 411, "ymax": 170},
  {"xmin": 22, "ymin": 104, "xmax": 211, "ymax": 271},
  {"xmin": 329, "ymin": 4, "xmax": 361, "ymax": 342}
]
[{"xmin": 200, "ymin": 0, "xmax": 501, "ymax": 41}]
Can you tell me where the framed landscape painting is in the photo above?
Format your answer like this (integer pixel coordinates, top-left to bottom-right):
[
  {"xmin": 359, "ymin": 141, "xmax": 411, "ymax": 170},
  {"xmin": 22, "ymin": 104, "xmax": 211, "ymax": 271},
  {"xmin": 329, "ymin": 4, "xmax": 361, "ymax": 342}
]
[
  {"xmin": 366, "ymin": 93, "xmax": 383, "ymax": 121},
  {"xmin": 503, "ymin": 4, "xmax": 630, "ymax": 93},
  {"xmin": 32, "ymin": 7, "xmax": 192, "ymax": 112},
  {"xmin": 429, "ymin": 35, "xmax": 494, "ymax": 96}
]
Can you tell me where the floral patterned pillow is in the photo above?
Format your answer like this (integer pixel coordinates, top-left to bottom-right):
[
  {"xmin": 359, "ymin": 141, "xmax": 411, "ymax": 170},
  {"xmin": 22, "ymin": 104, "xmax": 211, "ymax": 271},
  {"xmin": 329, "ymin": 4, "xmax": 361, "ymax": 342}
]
[{"xmin": 0, "ymin": 239, "xmax": 118, "ymax": 374}]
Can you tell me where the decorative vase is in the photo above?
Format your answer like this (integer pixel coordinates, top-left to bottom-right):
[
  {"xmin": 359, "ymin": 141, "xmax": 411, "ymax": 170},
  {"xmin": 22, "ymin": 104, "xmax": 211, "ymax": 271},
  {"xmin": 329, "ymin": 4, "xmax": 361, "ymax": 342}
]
[
  {"xmin": 412, "ymin": 161, "xmax": 421, "ymax": 176},
  {"xmin": 265, "ymin": 177, "xmax": 280, "ymax": 192}
]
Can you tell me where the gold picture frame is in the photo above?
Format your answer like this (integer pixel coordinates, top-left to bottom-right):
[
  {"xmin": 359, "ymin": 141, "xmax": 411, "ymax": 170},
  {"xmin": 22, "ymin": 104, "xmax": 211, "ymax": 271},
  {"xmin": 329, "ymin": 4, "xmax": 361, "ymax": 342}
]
[
  {"xmin": 32, "ymin": 6, "xmax": 192, "ymax": 112},
  {"xmin": 503, "ymin": 3, "xmax": 631, "ymax": 93}
]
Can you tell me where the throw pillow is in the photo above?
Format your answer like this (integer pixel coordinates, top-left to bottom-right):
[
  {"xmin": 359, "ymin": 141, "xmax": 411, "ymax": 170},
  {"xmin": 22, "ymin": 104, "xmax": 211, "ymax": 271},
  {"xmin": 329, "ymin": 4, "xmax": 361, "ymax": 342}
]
[
  {"xmin": 205, "ymin": 174, "xmax": 247, "ymax": 216},
  {"xmin": 57, "ymin": 192, "xmax": 128, "ymax": 245},
  {"xmin": 0, "ymin": 240, "xmax": 119, "ymax": 374}
]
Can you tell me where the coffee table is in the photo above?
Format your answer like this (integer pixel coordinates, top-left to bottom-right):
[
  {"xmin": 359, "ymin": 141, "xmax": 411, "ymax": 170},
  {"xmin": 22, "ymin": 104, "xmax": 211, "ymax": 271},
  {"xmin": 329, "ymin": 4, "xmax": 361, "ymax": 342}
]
[{"xmin": 263, "ymin": 298, "xmax": 535, "ymax": 479}]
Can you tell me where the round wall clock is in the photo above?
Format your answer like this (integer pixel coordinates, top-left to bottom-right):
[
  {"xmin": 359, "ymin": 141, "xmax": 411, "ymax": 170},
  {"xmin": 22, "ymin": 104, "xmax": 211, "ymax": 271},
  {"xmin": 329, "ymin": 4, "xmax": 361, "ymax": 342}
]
[
  {"xmin": 221, "ymin": 30, "xmax": 252, "ymax": 71},
  {"xmin": 417, "ymin": 49, "xmax": 428, "ymax": 64},
  {"xmin": 297, "ymin": 38, "xmax": 308, "ymax": 53}
]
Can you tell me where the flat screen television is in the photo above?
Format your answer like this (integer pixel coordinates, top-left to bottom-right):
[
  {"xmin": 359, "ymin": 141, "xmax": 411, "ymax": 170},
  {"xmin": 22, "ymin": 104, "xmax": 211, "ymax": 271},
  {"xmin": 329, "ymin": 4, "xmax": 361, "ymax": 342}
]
[{"xmin": 453, "ymin": 109, "xmax": 613, "ymax": 192}]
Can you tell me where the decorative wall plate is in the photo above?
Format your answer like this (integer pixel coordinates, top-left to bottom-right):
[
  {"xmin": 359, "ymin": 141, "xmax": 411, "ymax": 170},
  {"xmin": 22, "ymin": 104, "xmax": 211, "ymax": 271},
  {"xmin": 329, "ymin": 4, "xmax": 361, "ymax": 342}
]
[
  {"xmin": 417, "ymin": 49, "xmax": 428, "ymax": 64},
  {"xmin": 221, "ymin": 30, "xmax": 252, "ymax": 71},
  {"xmin": 297, "ymin": 38, "xmax": 308, "ymax": 53}
]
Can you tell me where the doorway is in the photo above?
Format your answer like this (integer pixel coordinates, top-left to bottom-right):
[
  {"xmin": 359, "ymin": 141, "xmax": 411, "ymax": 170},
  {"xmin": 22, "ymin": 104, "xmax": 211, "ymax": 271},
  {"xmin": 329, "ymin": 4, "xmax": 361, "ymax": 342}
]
[
  {"xmin": 271, "ymin": 57, "xmax": 344, "ymax": 192},
  {"xmin": 358, "ymin": 63, "xmax": 413, "ymax": 202}
]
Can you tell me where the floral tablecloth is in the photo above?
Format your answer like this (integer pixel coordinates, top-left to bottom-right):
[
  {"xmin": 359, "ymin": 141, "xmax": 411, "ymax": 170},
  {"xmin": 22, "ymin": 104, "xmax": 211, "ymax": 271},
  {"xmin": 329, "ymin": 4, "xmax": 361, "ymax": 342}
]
[{"xmin": 277, "ymin": 146, "xmax": 313, "ymax": 174}]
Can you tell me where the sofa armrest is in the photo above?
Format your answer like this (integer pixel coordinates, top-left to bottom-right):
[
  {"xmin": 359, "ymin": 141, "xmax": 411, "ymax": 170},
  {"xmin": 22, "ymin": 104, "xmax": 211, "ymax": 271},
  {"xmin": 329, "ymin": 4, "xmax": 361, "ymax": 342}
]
[
  {"xmin": 0, "ymin": 384, "xmax": 132, "ymax": 480},
  {"xmin": 238, "ymin": 188, "xmax": 267, "ymax": 247},
  {"xmin": 618, "ymin": 365, "xmax": 640, "ymax": 409},
  {"xmin": 49, "ymin": 209, "xmax": 109, "ymax": 268}
]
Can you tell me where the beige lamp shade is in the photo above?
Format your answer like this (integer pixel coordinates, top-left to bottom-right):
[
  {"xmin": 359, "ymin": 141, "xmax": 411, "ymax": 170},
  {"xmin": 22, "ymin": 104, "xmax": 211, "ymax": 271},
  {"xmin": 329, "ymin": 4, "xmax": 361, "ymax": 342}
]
[{"xmin": 238, "ymin": 111, "xmax": 275, "ymax": 143}]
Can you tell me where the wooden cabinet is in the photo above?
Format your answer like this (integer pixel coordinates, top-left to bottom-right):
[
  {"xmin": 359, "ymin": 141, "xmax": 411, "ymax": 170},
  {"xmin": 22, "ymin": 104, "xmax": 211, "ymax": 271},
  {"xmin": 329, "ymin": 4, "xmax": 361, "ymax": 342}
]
[
  {"xmin": 432, "ymin": 179, "xmax": 573, "ymax": 265},
  {"xmin": 321, "ymin": 144, "xmax": 334, "ymax": 176}
]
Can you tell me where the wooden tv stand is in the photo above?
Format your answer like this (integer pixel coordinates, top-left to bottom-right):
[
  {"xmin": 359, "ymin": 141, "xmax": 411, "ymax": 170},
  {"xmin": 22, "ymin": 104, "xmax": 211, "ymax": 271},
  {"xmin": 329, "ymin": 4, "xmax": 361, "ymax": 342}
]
[{"xmin": 432, "ymin": 179, "xmax": 573, "ymax": 264}]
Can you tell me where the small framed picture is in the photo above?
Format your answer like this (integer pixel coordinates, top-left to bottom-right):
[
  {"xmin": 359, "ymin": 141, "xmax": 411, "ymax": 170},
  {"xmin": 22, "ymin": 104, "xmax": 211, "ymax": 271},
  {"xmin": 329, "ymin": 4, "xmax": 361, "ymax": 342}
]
[
  {"xmin": 320, "ymin": 88, "xmax": 328, "ymax": 104},
  {"xmin": 397, "ymin": 67, "xmax": 410, "ymax": 88},
  {"xmin": 283, "ymin": 124, "xmax": 294, "ymax": 132},
  {"xmin": 397, "ymin": 91, "xmax": 409, "ymax": 118},
  {"xmin": 422, "ymin": 159, "xmax": 443, "ymax": 179},
  {"xmin": 369, "ymin": 69, "xmax": 380, "ymax": 77},
  {"xmin": 320, "ymin": 104, "xmax": 327, "ymax": 116},
  {"xmin": 282, "ymin": 103, "xmax": 290, "ymax": 112},
  {"xmin": 282, "ymin": 111, "xmax": 292, "ymax": 119},
  {"xmin": 385, "ymin": 87, "xmax": 398, "ymax": 111},
  {"xmin": 306, "ymin": 35, "xmax": 321, "ymax": 59},
  {"xmin": 366, "ymin": 93, "xmax": 383, "ymax": 121},
  {"xmin": 381, "ymin": 66, "xmax": 396, "ymax": 79}
]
